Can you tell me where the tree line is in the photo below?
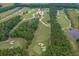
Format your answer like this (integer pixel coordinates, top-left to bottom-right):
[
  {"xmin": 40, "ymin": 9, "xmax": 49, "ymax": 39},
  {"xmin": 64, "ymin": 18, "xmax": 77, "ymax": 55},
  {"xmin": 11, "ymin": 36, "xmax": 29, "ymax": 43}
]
[{"xmin": 0, "ymin": 47, "xmax": 28, "ymax": 56}]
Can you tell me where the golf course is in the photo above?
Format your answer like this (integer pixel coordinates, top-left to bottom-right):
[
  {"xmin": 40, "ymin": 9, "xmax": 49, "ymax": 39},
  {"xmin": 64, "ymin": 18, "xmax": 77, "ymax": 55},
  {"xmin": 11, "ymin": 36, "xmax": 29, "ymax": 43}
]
[{"xmin": 0, "ymin": 3, "xmax": 79, "ymax": 56}]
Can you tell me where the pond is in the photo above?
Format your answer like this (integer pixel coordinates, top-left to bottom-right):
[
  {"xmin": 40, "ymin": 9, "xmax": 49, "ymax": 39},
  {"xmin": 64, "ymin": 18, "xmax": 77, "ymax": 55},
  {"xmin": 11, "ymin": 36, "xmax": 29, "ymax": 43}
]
[{"xmin": 68, "ymin": 28, "xmax": 79, "ymax": 39}]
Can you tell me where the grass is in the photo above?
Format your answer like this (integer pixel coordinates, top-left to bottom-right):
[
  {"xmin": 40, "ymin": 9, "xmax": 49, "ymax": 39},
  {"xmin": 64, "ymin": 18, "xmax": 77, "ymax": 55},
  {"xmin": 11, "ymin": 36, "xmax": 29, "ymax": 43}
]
[
  {"xmin": 9, "ymin": 8, "xmax": 37, "ymax": 34},
  {"xmin": 56, "ymin": 10, "xmax": 70, "ymax": 30},
  {"xmin": 0, "ymin": 8, "xmax": 25, "ymax": 23},
  {"xmin": 28, "ymin": 9, "xmax": 50, "ymax": 55},
  {"xmin": 57, "ymin": 9, "xmax": 79, "ymax": 55},
  {"xmin": 0, "ymin": 7, "xmax": 21, "ymax": 19},
  {"xmin": 0, "ymin": 3, "xmax": 14, "ymax": 8},
  {"xmin": 0, "ymin": 38, "xmax": 27, "ymax": 50},
  {"xmin": 22, "ymin": 8, "xmax": 38, "ymax": 19},
  {"xmin": 0, "ymin": 8, "xmax": 37, "ymax": 50},
  {"xmin": 42, "ymin": 9, "xmax": 50, "ymax": 25},
  {"xmin": 66, "ymin": 9, "xmax": 79, "ymax": 29},
  {"xmin": 28, "ymin": 22, "xmax": 50, "ymax": 55},
  {"xmin": 64, "ymin": 30, "xmax": 79, "ymax": 55}
]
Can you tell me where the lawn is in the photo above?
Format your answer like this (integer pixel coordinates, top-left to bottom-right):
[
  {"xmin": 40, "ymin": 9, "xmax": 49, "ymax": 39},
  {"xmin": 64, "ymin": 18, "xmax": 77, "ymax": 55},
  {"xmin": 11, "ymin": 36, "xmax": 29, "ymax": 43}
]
[
  {"xmin": 28, "ymin": 9, "xmax": 50, "ymax": 55},
  {"xmin": 56, "ymin": 10, "xmax": 70, "ymax": 30},
  {"xmin": 0, "ymin": 38, "xmax": 27, "ymax": 50}
]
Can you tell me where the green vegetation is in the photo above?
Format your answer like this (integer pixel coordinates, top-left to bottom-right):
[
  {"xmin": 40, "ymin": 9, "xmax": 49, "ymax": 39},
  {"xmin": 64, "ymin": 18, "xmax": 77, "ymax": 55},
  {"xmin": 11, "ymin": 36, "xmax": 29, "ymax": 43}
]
[
  {"xmin": 28, "ymin": 22, "xmax": 50, "ymax": 55},
  {"xmin": 56, "ymin": 10, "xmax": 70, "ymax": 30},
  {"xmin": 65, "ymin": 9, "xmax": 79, "ymax": 29},
  {"xmin": 44, "ymin": 7, "xmax": 74, "ymax": 56},
  {"xmin": 0, "ymin": 38, "xmax": 27, "ymax": 49},
  {"xmin": 0, "ymin": 7, "xmax": 39, "ymax": 56},
  {"xmin": 0, "ymin": 38, "xmax": 28, "ymax": 56},
  {"xmin": 0, "ymin": 7, "xmax": 21, "ymax": 19},
  {"xmin": 42, "ymin": 9, "xmax": 50, "ymax": 24},
  {"xmin": 76, "ymin": 39, "xmax": 79, "ymax": 47},
  {"xmin": 0, "ymin": 4, "xmax": 79, "ymax": 56},
  {"xmin": 0, "ymin": 4, "xmax": 16, "ymax": 13},
  {"xmin": 0, "ymin": 15, "xmax": 22, "ymax": 41},
  {"xmin": 28, "ymin": 9, "xmax": 50, "ymax": 55},
  {"xmin": 0, "ymin": 47, "xmax": 28, "ymax": 56},
  {"xmin": 10, "ymin": 18, "xmax": 39, "ymax": 41}
]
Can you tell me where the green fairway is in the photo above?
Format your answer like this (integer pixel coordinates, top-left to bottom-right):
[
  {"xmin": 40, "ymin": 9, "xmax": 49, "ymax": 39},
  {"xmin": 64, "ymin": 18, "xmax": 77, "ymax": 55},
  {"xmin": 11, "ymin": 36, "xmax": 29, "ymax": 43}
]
[
  {"xmin": 28, "ymin": 9, "xmax": 50, "ymax": 55},
  {"xmin": 56, "ymin": 10, "xmax": 70, "ymax": 30},
  {"xmin": 0, "ymin": 38, "xmax": 27, "ymax": 50},
  {"xmin": 0, "ymin": 7, "xmax": 20, "ymax": 19},
  {"xmin": 66, "ymin": 9, "xmax": 79, "ymax": 29},
  {"xmin": 0, "ymin": 7, "xmax": 26, "ymax": 23},
  {"xmin": 42, "ymin": 9, "xmax": 50, "ymax": 25},
  {"xmin": 28, "ymin": 22, "xmax": 50, "ymax": 55}
]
